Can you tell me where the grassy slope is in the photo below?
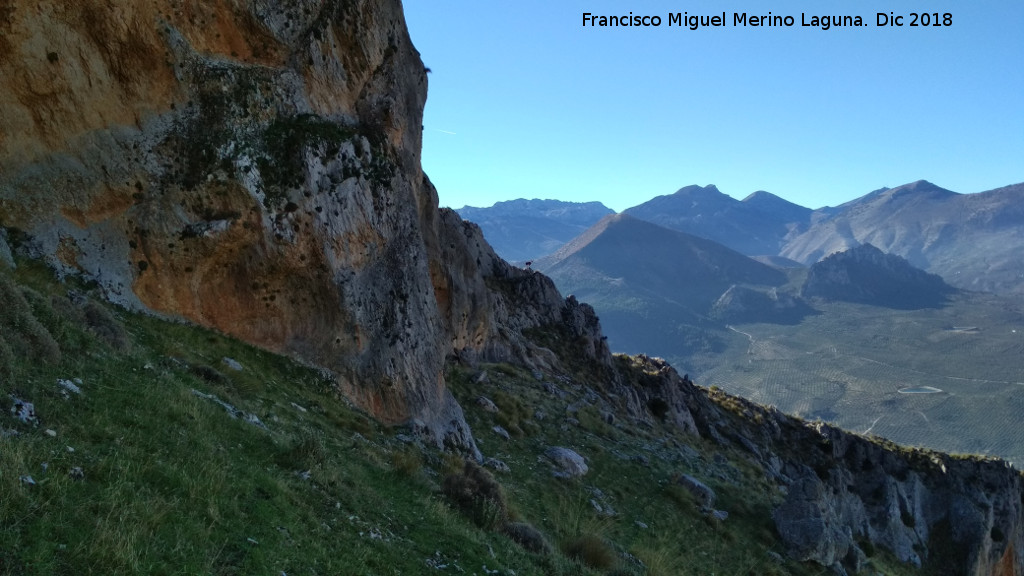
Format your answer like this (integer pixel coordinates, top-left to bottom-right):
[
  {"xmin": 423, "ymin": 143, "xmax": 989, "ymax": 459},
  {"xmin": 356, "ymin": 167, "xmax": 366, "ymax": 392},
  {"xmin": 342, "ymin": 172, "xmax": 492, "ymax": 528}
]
[{"xmin": 0, "ymin": 259, "xmax": 916, "ymax": 575}]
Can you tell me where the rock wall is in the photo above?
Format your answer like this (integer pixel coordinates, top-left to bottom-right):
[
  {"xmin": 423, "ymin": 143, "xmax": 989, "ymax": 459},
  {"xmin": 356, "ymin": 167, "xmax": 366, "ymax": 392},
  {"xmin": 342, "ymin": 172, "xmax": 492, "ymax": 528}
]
[
  {"xmin": 0, "ymin": 0, "xmax": 605, "ymax": 453},
  {"xmin": 679, "ymin": 381, "xmax": 1024, "ymax": 576}
]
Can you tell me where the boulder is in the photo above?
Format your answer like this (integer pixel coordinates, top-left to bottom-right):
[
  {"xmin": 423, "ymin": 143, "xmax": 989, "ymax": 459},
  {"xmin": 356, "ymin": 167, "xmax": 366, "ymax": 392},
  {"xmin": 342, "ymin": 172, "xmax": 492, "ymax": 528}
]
[{"xmin": 545, "ymin": 447, "xmax": 588, "ymax": 478}]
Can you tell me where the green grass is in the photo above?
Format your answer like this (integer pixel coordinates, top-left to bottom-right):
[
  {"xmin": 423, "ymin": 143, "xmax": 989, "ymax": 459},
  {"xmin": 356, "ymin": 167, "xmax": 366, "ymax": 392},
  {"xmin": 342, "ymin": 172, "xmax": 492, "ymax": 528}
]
[{"xmin": 0, "ymin": 259, "xmax": 922, "ymax": 575}]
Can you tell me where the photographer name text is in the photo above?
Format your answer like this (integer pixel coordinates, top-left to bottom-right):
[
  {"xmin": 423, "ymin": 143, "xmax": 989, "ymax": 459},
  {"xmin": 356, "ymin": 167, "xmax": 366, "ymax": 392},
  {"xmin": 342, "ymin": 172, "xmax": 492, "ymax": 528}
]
[{"xmin": 581, "ymin": 12, "xmax": 952, "ymax": 31}]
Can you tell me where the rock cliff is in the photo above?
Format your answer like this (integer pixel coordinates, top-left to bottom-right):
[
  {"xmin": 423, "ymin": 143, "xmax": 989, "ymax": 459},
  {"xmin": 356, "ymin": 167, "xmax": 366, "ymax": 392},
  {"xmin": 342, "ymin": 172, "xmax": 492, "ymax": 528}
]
[
  {"xmin": 648, "ymin": 364, "xmax": 1024, "ymax": 576},
  {"xmin": 0, "ymin": 0, "xmax": 608, "ymax": 453}
]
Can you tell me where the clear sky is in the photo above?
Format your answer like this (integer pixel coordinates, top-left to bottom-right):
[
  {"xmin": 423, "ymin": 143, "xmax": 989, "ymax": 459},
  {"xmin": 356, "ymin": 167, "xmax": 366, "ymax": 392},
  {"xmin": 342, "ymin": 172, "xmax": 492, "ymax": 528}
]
[{"xmin": 403, "ymin": 1, "xmax": 1023, "ymax": 212}]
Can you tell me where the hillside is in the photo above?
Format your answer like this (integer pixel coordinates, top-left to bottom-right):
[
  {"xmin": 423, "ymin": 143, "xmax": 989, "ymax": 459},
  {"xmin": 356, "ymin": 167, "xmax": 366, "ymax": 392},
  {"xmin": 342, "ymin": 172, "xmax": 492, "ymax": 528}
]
[
  {"xmin": 456, "ymin": 199, "xmax": 614, "ymax": 262},
  {"xmin": 0, "ymin": 253, "xmax": 1018, "ymax": 576},
  {"xmin": 801, "ymin": 243, "xmax": 955, "ymax": 309}
]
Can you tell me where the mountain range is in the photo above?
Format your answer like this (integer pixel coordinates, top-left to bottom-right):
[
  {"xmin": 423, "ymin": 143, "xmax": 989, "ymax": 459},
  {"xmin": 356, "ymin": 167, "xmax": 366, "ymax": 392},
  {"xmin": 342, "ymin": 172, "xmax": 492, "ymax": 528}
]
[
  {"xmin": 455, "ymin": 199, "xmax": 613, "ymax": 262},
  {"xmin": 460, "ymin": 179, "xmax": 1024, "ymax": 296}
]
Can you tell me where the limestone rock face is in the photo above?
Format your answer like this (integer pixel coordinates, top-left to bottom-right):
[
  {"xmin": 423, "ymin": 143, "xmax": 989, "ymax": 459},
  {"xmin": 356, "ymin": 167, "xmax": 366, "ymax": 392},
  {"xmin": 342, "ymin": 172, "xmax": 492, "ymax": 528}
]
[{"xmin": 0, "ymin": 0, "xmax": 605, "ymax": 453}]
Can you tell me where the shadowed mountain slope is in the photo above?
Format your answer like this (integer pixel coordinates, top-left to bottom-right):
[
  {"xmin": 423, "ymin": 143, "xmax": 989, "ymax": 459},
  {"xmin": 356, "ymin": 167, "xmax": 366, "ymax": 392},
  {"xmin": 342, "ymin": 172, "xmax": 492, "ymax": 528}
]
[{"xmin": 535, "ymin": 214, "xmax": 788, "ymax": 357}]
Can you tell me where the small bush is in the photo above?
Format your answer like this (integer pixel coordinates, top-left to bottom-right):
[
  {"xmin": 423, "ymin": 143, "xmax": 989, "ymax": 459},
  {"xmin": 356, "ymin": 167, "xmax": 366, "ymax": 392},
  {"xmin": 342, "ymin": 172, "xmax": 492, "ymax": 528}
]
[
  {"xmin": 442, "ymin": 460, "xmax": 507, "ymax": 529},
  {"xmin": 191, "ymin": 364, "xmax": 227, "ymax": 384},
  {"xmin": 0, "ymin": 273, "xmax": 61, "ymax": 368},
  {"xmin": 502, "ymin": 522, "xmax": 551, "ymax": 554},
  {"xmin": 277, "ymin": 432, "xmax": 326, "ymax": 470},
  {"xmin": 663, "ymin": 484, "xmax": 695, "ymax": 509},
  {"xmin": 564, "ymin": 533, "xmax": 616, "ymax": 570},
  {"xmin": 391, "ymin": 447, "xmax": 423, "ymax": 477},
  {"xmin": 83, "ymin": 300, "xmax": 129, "ymax": 350}
]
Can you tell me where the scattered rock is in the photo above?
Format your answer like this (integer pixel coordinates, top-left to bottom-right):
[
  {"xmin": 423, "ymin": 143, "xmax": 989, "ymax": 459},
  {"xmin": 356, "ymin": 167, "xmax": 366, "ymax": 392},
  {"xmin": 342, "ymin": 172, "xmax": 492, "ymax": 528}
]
[
  {"xmin": 483, "ymin": 457, "xmax": 510, "ymax": 473},
  {"xmin": 565, "ymin": 399, "xmax": 588, "ymax": 415},
  {"xmin": 492, "ymin": 425, "xmax": 510, "ymax": 440},
  {"xmin": 545, "ymin": 447, "xmax": 588, "ymax": 478},
  {"xmin": 19, "ymin": 475, "xmax": 36, "ymax": 486},
  {"xmin": 533, "ymin": 409, "xmax": 546, "ymax": 421},
  {"xmin": 57, "ymin": 378, "xmax": 82, "ymax": 398},
  {"xmin": 635, "ymin": 520, "xmax": 649, "ymax": 529},
  {"xmin": 191, "ymin": 389, "xmax": 268, "ymax": 430},
  {"xmin": 69, "ymin": 467, "xmax": 84, "ymax": 480},
  {"xmin": 222, "ymin": 357, "xmax": 244, "ymax": 371},
  {"xmin": 290, "ymin": 402, "xmax": 308, "ymax": 413},
  {"xmin": 9, "ymin": 396, "xmax": 37, "ymax": 425},
  {"xmin": 710, "ymin": 510, "xmax": 729, "ymax": 522},
  {"xmin": 675, "ymin": 474, "xmax": 716, "ymax": 508},
  {"xmin": 678, "ymin": 445, "xmax": 700, "ymax": 463},
  {"xmin": 477, "ymin": 396, "xmax": 499, "ymax": 413},
  {"xmin": 44, "ymin": 429, "xmax": 57, "ymax": 437},
  {"xmin": 475, "ymin": 371, "xmax": 489, "ymax": 384},
  {"xmin": 589, "ymin": 487, "xmax": 616, "ymax": 516}
]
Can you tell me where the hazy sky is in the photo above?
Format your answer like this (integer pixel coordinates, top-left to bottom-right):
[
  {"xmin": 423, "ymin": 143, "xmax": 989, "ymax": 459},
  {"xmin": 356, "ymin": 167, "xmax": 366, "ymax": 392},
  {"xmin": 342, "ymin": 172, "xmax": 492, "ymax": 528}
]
[{"xmin": 403, "ymin": 1, "xmax": 1023, "ymax": 211}]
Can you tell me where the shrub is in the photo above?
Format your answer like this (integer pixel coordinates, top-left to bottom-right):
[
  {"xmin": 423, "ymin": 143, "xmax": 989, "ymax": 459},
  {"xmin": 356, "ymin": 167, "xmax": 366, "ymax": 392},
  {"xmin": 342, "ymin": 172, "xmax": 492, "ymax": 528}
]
[
  {"xmin": 391, "ymin": 447, "xmax": 423, "ymax": 477},
  {"xmin": 277, "ymin": 431, "xmax": 326, "ymax": 470},
  {"xmin": 502, "ymin": 522, "xmax": 551, "ymax": 554},
  {"xmin": 0, "ymin": 273, "xmax": 61, "ymax": 367},
  {"xmin": 442, "ymin": 460, "xmax": 507, "ymax": 529},
  {"xmin": 564, "ymin": 533, "xmax": 616, "ymax": 570},
  {"xmin": 83, "ymin": 300, "xmax": 129, "ymax": 350}
]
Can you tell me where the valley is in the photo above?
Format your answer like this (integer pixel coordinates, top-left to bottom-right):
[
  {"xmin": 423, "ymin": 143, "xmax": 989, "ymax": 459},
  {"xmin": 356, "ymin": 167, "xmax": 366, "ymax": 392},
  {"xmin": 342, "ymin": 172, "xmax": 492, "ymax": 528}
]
[{"xmin": 693, "ymin": 294, "xmax": 1024, "ymax": 465}]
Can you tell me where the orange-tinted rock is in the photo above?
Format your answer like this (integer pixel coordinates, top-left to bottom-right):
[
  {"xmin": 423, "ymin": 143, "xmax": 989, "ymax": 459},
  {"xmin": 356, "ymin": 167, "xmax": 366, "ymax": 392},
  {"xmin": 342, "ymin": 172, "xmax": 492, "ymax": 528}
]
[{"xmin": 0, "ymin": 0, "xmax": 608, "ymax": 456}]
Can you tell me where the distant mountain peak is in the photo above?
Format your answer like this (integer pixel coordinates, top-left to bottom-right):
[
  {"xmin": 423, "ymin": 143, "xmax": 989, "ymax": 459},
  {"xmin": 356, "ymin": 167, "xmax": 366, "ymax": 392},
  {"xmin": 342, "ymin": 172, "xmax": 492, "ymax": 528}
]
[
  {"xmin": 455, "ymin": 199, "xmax": 614, "ymax": 262},
  {"xmin": 672, "ymin": 184, "xmax": 723, "ymax": 198}
]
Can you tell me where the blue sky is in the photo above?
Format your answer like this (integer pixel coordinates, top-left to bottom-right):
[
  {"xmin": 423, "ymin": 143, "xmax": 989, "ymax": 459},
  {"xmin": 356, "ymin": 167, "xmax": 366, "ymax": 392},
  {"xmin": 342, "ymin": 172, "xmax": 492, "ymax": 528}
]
[{"xmin": 403, "ymin": 1, "xmax": 1023, "ymax": 212}]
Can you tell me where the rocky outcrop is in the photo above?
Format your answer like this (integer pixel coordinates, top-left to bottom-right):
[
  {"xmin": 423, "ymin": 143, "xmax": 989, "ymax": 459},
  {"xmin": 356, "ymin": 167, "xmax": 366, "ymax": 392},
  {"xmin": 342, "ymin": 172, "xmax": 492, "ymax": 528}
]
[
  {"xmin": 607, "ymin": 354, "xmax": 1024, "ymax": 575},
  {"xmin": 802, "ymin": 243, "xmax": 954, "ymax": 309},
  {"xmin": 682, "ymin": 382, "xmax": 1024, "ymax": 576},
  {"xmin": 0, "ymin": 0, "xmax": 605, "ymax": 453}
]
